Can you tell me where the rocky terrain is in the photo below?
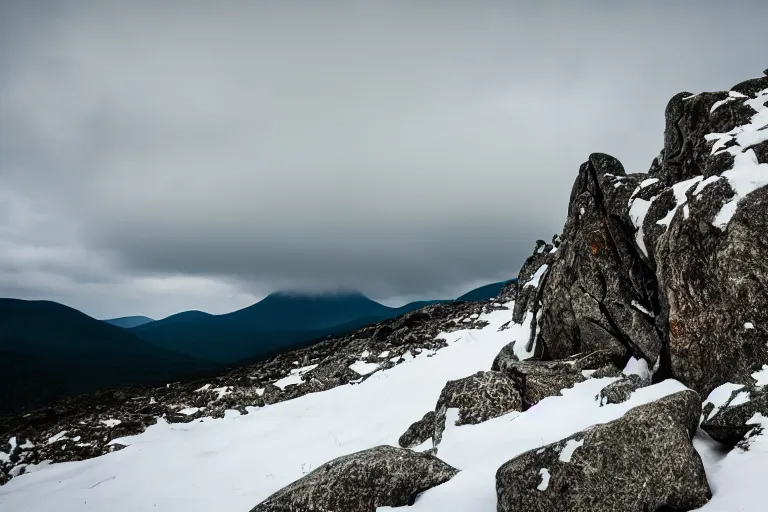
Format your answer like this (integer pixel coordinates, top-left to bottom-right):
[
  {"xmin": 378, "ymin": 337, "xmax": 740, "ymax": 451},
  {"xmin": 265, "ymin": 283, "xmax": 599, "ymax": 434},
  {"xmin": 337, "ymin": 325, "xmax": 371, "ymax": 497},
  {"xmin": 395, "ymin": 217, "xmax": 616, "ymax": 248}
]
[
  {"xmin": 0, "ymin": 288, "xmax": 514, "ymax": 486},
  {"xmin": 1, "ymin": 72, "xmax": 767, "ymax": 511}
]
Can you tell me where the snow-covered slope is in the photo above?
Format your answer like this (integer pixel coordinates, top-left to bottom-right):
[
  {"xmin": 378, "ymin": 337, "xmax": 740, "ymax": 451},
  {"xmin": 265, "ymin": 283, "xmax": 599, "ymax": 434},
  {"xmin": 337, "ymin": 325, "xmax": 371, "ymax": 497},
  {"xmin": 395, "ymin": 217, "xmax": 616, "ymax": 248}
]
[{"xmin": 1, "ymin": 298, "xmax": 765, "ymax": 511}]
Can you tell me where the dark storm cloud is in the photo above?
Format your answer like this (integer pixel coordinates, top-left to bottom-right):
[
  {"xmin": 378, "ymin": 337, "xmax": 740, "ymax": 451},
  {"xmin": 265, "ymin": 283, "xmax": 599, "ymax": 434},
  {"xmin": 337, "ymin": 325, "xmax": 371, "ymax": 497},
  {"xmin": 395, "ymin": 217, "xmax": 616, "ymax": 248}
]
[{"xmin": 1, "ymin": 0, "xmax": 767, "ymax": 318}]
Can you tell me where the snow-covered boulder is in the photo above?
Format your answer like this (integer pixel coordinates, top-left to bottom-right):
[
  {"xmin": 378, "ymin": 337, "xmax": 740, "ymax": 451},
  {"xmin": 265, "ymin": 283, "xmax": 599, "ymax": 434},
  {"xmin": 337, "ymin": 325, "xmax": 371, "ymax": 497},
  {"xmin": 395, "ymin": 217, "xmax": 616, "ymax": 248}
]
[
  {"xmin": 496, "ymin": 390, "xmax": 710, "ymax": 512},
  {"xmin": 249, "ymin": 446, "xmax": 458, "ymax": 512},
  {"xmin": 701, "ymin": 385, "xmax": 768, "ymax": 446}
]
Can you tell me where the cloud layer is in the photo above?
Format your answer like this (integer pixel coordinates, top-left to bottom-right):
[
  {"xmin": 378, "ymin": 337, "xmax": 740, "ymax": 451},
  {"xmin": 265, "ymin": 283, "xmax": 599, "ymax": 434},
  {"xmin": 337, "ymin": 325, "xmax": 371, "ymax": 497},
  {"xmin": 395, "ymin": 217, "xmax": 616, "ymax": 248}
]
[{"xmin": 1, "ymin": 1, "xmax": 766, "ymax": 318}]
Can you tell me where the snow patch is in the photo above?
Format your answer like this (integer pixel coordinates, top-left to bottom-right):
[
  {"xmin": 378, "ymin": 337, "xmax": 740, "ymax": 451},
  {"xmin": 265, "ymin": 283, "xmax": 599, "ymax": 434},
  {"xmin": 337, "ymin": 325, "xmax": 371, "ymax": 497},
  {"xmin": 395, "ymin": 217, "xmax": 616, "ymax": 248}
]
[
  {"xmin": 100, "ymin": 419, "xmax": 122, "ymax": 428},
  {"xmin": 46, "ymin": 431, "xmax": 68, "ymax": 444},
  {"xmin": 178, "ymin": 407, "xmax": 202, "ymax": 416},
  {"xmin": 623, "ymin": 358, "xmax": 651, "ymax": 381},
  {"xmin": 752, "ymin": 365, "xmax": 768, "ymax": 387},
  {"xmin": 524, "ymin": 265, "xmax": 548, "ymax": 288},
  {"xmin": 704, "ymin": 382, "xmax": 746, "ymax": 420},
  {"xmin": 628, "ymin": 196, "xmax": 656, "ymax": 256},
  {"xmin": 349, "ymin": 361, "xmax": 380, "ymax": 376},
  {"xmin": 559, "ymin": 439, "xmax": 584, "ymax": 462},
  {"xmin": 537, "ymin": 468, "xmax": 550, "ymax": 491},
  {"xmin": 656, "ymin": 176, "xmax": 703, "ymax": 227},
  {"xmin": 274, "ymin": 364, "xmax": 319, "ymax": 390},
  {"xmin": 378, "ymin": 350, "xmax": 390, "ymax": 358},
  {"xmin": 729, "ymin": 391, "xmax": 751, "ymax": 407}
]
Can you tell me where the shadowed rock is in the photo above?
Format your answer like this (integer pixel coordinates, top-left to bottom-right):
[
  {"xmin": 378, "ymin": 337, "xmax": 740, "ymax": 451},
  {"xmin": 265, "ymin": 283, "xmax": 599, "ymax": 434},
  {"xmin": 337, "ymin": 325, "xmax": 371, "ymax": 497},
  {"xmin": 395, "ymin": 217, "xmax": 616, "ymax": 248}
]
[
  {"xmin": 496, "ymin": 390, "xmax": 710, "ymax": 512},
  {"xmin": 250, "ymin": 445, "xmax": 458, "ymax": 512},
  {"xmin": 701, "ymin": 385, "xmax": 768, "ymax": 446}
]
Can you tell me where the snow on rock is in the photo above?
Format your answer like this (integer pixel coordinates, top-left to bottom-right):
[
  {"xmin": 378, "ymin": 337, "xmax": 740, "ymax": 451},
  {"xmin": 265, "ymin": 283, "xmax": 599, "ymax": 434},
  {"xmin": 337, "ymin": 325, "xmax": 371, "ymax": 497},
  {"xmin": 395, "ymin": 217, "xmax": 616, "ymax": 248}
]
[
  {"xmin": 46, "ymin": 432, "xmax": 68, "ymax": 445},
  {"xmin": 558, "ymin": 439, "xmax": 583, "ymax": 463},
  {"xmin": 655, "ymin": 176, "xmax": 703, "ymax": 227},
  {"xmin": 178, "ymin": 407, "xmax": 202, "ymax": 416},
  {"xmin": 628, "ymin": 196, "xmax": 656, "ymax": 256},
  {"xmin": 348, "ymin": 361, "xmax": 380, "ymax": 376},
  {"xmin": 752, "ymin": 366, "xmax": 768, "ymax": 387},
  {"xmin": 703, "ymin": 382, "xmax": 746, "ymax": 421},
  {"xmin": 99, "ymin": 419, "xmax": 122, "ymax": 428},
  {"xmin": 623, "ymin": 357, "xmax": 651, "ymax": 380},
  {"xmin": 377, "ymin": 350, "xmax": 390, "ymax": 359},
  {"xmin": 274, "ymin": 364, "xmax": 319, "ymax": 390},
  {"xmin": 524, "ymin": 264, "xmax": 549, "ymax": 288},
  {"xmin": 536, "ymin": 468, "xmax": 550, "ymax": 491},
  {"xmin": 496, "ymin": 390, "xmax": 710, "ymax": 512}
]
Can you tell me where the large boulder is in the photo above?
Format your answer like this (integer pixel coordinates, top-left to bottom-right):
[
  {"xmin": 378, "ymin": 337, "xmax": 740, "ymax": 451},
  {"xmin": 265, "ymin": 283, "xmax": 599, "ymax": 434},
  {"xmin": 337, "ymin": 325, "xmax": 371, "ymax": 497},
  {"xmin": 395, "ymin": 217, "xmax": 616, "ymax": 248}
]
[
  {"xmin": 496, "ymin": 390, "xmax": 711, "ymax": 512},
  {"xmin": 250, "ymin": 446, "xmax": 458, "ymax": 512},
  {"xmin": 512, "ymin": 75, "xmax": 768, "ymax": 397},
  {"xmin": 649, "ymin": 78, "xmax": 768, "ymax": 396}
]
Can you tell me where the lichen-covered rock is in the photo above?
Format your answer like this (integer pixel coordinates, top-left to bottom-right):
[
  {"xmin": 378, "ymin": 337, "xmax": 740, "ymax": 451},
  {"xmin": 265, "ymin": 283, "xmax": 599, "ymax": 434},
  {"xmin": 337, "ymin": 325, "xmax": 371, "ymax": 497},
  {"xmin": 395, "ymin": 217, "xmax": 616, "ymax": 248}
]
[
  {"xmin": 433, "ymin": 371, "xmax": 522, "ymax": 447},
  {"xmin": 398, "ymin": 411, "xmax": 436, "ymax": 449},
  {"xmin": 250, "ymin": 445, "xmax": 458, "ymax": 512},
  {"xmin": 701, "ymin": 385, "xmax": 768, "ymax": 446},
  {"xmin": 596, "ymin": 373, "xmax": 649, "ymax": 406},
  {"xmin": 496, "ymin": 390, "xmax": 710, "ymax": 512}
]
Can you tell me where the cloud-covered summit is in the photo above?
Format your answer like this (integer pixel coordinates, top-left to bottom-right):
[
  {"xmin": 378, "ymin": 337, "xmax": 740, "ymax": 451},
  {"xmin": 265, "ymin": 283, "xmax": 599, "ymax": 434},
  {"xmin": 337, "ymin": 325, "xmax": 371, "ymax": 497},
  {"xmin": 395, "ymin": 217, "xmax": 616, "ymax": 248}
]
[{"xmin": 1, "ymin": 1, "xmax": 766, "ymax": 318}]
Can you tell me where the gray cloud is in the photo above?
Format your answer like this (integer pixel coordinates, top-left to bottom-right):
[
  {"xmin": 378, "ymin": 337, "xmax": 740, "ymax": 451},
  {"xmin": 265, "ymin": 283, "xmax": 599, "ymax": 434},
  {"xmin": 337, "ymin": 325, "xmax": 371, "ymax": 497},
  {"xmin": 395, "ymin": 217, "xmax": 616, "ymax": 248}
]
[{"xmin": 1, "ymin": 0, "xmax": 767, "ymax": 318}]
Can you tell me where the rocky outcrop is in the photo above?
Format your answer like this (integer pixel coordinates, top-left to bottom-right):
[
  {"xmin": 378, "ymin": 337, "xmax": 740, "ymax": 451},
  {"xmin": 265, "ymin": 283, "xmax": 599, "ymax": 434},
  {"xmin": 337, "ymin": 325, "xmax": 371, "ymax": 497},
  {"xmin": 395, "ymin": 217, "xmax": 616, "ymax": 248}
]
[
  {"xmin": 496, "ymin": 391, "xmax": 711, "ymax": 512},
  {"xmin": 250, "ymin": 446, "xmax": 458, "ymax": 512},
  {"xmin": 511, "ymin": 75, "xmax": 768, "ymax": 397}
]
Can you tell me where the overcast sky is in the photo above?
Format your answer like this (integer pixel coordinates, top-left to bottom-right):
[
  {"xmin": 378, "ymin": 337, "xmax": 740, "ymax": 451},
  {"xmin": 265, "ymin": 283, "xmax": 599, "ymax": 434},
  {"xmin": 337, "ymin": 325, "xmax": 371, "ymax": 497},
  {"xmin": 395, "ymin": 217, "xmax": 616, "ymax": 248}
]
[{"xmin": 1, "ymin": 1, "xmax": 766, "ymax": 319}]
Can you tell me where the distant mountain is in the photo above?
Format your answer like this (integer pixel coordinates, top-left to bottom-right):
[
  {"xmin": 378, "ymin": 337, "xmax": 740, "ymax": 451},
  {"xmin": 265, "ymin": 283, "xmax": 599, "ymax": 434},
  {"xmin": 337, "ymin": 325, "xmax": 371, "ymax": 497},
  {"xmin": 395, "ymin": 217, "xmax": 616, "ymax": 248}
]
[
  {"xmin": 131, "ymin": 291, "xmax": 444, "ymax": 364},
  {"xmin": 0, "ymin": 299, "xmax": 219, "ymax": 415},
  {"xmin": 455, "ymin": 279, "xmax": 517, "ymax": 302},
  {"xmin": 103, "ymin": 315, "xmax": 155, "ymax": 328}
]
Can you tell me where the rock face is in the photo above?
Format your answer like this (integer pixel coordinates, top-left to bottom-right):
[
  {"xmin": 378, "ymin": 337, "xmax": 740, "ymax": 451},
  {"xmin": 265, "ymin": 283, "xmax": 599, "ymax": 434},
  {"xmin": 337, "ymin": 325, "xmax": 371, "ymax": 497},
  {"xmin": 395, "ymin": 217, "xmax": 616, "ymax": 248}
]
[
  {"xmin": 511, "ymin": 75, "xmax": 768, "ymax": 397},
  {"xmin": 701, "ymin": 385, "xmax": 768, "ymax": 446},
  {"xmin": 250, "ymin": 446, "xmax": 458, "ymax": 512},
  {"xmin": 496, "ymin": 391, "xmax": 711, "ymax": 512}
]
